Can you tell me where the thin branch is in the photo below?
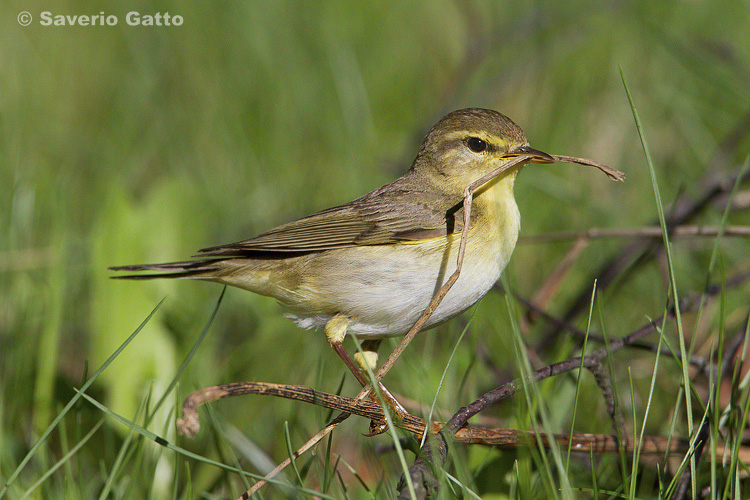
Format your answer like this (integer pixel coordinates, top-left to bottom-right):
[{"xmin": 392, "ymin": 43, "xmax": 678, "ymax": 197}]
[
  {"xmin": 550, "ymin": 154, "xmax": 626, "ymax": 181},
  {"xmin": 521, "ymin": 225, "xmax": 750, "ymax": 242},
  {"xmin": 530, "ymin": 237, "xmax": 589, "ymax": 309},
  {"xmin": 176, "ymin": 380, "xmax": 748, "ymax": 461},
  {"xmin": 240, "ymin": 413, "xmax": 351, "ymax": 499}
]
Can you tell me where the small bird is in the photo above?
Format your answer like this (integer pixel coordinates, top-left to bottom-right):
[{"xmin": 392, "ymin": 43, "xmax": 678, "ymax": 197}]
[{"xmin": 111, "ymin": 108, "xmax": 556, "ymax": 423}]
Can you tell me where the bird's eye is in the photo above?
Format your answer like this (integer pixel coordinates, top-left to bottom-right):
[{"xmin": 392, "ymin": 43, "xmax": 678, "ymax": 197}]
[{"xmin": 467, "ymin": 137, "xmax": 487, "ymax": 153}]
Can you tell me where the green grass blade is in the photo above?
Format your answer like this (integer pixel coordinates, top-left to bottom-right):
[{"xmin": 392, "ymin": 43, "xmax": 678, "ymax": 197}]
[
  {"xmin": 283, "ymin": 421, "xmax": 304, "ymax": 486},
  {"xmin": 97, "ymin": 394, "xmax": 150, "ymax": 500},
  {"xmin": 504, "ymin": 274, "xmax": 572, "ymax": 500},
  {"xmin": 352, "ymin": 336, "xmax": 417, "ymax": 499},
  {"xmin": 146, "ymin": 286, "xmax": 226, "ymax": 427},
  {"xmin": 18, "ymin": 420, "xmax": 105, "ymax": 500},
  {"xmin": 0, "ymin": 298, "xmax": 164, "ymax": 499},
  {"xmin": 627, "ymin": 368, "xmax": 637, "ymax": 500},
  {"xmin": 632, "ymin": 312, "xmax": 665, "ymax": 495},
  {"xmin": 78, "ymin": 390, "xmax": 334, "ymax": 498},
  {"xmin": 566, "ymin": 280, "xmax": 597, "ymax": 473},
  {"xmin": 420, "ymin": 310, "xmax": 474, "ymax": 449},
  {"xmin": 621, "ymin": 68, "xmax": 696, "ymax": 497}
]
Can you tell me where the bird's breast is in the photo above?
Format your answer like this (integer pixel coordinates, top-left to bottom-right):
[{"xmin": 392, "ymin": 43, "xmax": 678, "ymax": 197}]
[{"xmin": 283, "ymin": 175, "xmax": 521, "ymax": 337}]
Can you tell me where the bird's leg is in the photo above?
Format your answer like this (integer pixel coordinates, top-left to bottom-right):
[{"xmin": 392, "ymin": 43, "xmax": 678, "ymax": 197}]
[
  {"xmin": 326, "ymin": 317, "xmax": 371, "ymax": 387},
  {"xmin": 353, "ymin": 339, "xmax": 381, "ymax": 378},
  {"xmin": 353, "ymin": 339, "xmax": 410, "ymax": 435},
  {"xmin": 324, "ymin": 317, "xmax": 408, "ymax": 434}
]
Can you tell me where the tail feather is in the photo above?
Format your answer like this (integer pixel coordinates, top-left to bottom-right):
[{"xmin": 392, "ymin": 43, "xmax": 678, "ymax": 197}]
[{"xmin": 109, "ymin": 259, "xmax": 224, "ymax": 280}]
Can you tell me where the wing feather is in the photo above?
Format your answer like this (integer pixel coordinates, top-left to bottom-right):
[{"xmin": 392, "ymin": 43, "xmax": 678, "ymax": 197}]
[{"xmin": 197, "ymin": 177, "xmax": 462, "ymax": 257}]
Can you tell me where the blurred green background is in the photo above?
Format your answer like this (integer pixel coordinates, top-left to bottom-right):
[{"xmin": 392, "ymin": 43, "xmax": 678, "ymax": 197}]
[{"xmin": 2, "ymin": 0, "xmax": 750, "ymax": 498}]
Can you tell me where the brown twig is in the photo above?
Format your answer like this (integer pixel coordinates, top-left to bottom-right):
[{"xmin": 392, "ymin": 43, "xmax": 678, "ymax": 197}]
[
  {"xmin": 176, "ymin": 379, "xmax": 745, "ymax": 460},
  {"xmin": 550, "ymin": 154, "xmax": 626, "ymax": 181},
  {"xmin": 520, "ymin": 225, "xmax": 750, "ymax": 242},
  {"xmin": 239, "ymin": 412, "xmax": 352, "ymax": 499},
  {"xmin": 178, "ymin": 278, "xmax": 749, "ymax": 498},
  {"xmin": 177, "ymin": 294, "xmax": 749, "ymax": 498},
  {"xmin": 530, "ymin": 236, "xmax": 589, "ymax": 310}
]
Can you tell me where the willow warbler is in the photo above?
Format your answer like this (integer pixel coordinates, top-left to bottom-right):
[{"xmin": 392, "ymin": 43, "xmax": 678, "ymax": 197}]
[{"xmin": 111, "ymin": 108, "xmax": 553, "ymax": 400}]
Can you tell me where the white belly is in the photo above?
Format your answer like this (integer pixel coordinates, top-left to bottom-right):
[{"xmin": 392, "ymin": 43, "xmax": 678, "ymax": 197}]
[{"xmin": 288, "ymin": 215, "xmax": 518, "ymax": 337}]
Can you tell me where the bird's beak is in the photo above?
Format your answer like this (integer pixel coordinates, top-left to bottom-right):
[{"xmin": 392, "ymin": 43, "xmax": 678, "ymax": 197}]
[{"xmin": 503, "ymin": 145, "xmax": 555, "ymax": 164}]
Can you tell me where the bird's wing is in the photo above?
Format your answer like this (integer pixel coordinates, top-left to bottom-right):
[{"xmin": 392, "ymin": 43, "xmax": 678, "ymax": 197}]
[{"xmin": 197, "ymin": 182, "xmax": 462, "ymax": 257}]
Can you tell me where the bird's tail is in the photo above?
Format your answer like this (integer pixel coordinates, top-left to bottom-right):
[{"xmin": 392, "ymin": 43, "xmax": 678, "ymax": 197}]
[{"xmin": 109, "ymin": 259, "xmax": 225, "ymax": 280}]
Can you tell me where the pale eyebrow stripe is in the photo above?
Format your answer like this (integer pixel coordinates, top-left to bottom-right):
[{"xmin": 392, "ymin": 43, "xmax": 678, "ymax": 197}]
[{"xmin": 441, "ymin": 130, "xmax": 510, "ymax": 148}]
